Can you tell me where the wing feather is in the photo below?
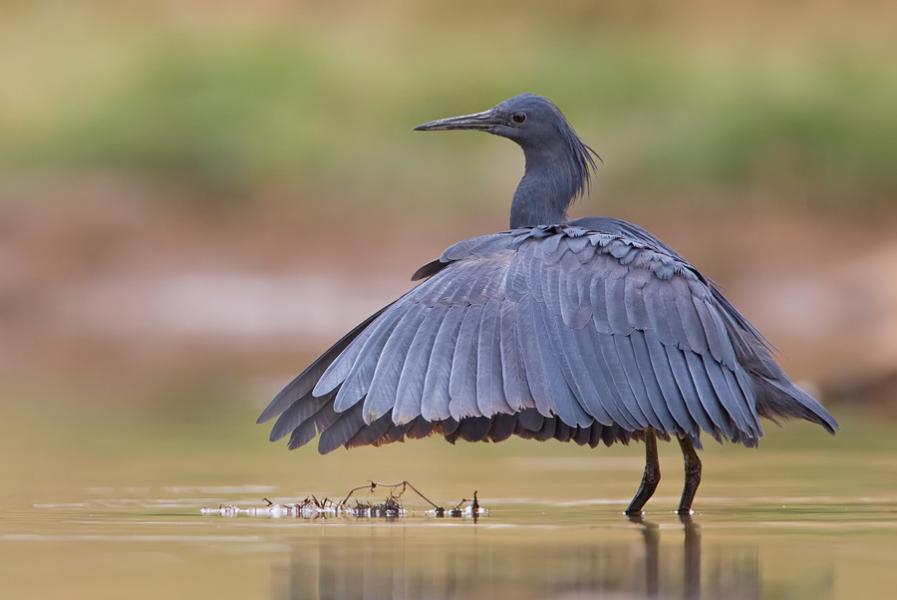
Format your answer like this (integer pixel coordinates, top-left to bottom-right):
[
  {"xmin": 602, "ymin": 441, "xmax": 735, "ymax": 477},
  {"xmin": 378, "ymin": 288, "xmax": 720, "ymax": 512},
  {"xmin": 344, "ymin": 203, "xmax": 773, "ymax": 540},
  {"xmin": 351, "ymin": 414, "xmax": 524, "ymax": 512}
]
[
  {"xmin": 499, "ymin": 301, "xmax": 535, "ymax": 411},
  {"xmin": 318, "ymin": 404, "xmax": 365, "ymax": 454},
  {"xmin": 420, "ymin": 305, "xmax": 466, "ymax": 421},
  {"xmin": 665, "ymin": 344, "xmax": 718, "ymax": 439},
  {"xmin": 571, "ymin": 324, "xmax": 636, "ymax": 428},
  {"xmin": 346, "ymin": 413, "xmax": 393, "ymax": 448},
  {"xmin": 515, "ymin": 299, "xmax": 554, "ymax": 418},
  {"xmin": 287, "ymin": 419, "xmax": 318, "ymax": 450},
  {"xmin": 406, "ymin": 417, "xmax": 434, "ymax": 439},
  {"xmin": 643, "ymin": 282, "xmax": 677, "ymax": 345},
  {"xmin": 517, "ymin": 408, "xmax": 544, "ymax": 432},
  {"xmin": 672, "ymin": 277, "xmax": 709, "ymax": 354},
  {"xmin": 457, "ymin": 417, "xmax": 492, "ymax": 442},
  {"xmin": 613, "ymin": 334, "xmax": 665, "ymax": 430},
  {"xmin": 362, "ymin": 305, "xmax": 428, "ymax": 423},
  {"xmin": 477, "ymin": 300, "xmax": 512, "ymax": 416},
  {"xmin": 448, "ymin": 305, "xmax": 483, "ymax": 420},
  {"xmin": 392, "ymin": 305, "xmax": 446, "ymax": 425},
  {"xmin": 629, "ymin": 330, "xmax": 680, "ymax": 434},
  {"xmin": 724, "ymin": 366, "xmax": 763, "ymax": 443},
  {"xmin": 541, "ymin": 265, "xmax": 599, "ymax": 425},
  {"xmin": 270, "ymin": 391, "xmax": 331, "ymax": 442},
  {"xmin": 531, "ymin": 292, "xmax": 592, "ymax": 427},
  {"xmin": 605, "ymin": 273, "xmax": 631, "ymax": 335},
  {"xmin": 623, "ymin": 271, "xmax": 652, "ymax": 330},
  {"xmin": 489, "ymin": 414, "xmax": 517, "ymax": 442},
  {"xmin": 332, "ymin": 307, "xmax": 406, "ymax": 412},
  {"xmin": 596, "ymin": 332, "xmax": 650, "ymax": 428},
  {"xmin": 685, "ymin": 350, "xmax": 735, "ymax": 440},
  {"xmin": 643, "ymin": 333, "xmax": 698, "ymax": 436}
]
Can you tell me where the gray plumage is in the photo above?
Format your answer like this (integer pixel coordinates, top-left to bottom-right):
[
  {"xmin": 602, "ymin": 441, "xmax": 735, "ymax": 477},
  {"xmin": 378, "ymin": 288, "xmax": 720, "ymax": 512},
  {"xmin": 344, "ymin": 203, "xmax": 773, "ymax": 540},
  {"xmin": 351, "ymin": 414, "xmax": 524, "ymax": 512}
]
[
  {"xmin": 258, "ymin": 93, "xmax": 837, "ymax": 513},
  {"xmin": 262, "ymin": 216, "xmax": 836, "ymax": 445}
]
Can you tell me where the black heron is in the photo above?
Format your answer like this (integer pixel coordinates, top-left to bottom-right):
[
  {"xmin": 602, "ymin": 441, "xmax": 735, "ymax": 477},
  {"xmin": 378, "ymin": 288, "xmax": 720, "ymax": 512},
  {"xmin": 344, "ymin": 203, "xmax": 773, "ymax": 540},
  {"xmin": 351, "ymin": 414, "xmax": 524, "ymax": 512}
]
[{"xmin": 258, "ymin": 94, "xmax": 838, "ymax": 515}]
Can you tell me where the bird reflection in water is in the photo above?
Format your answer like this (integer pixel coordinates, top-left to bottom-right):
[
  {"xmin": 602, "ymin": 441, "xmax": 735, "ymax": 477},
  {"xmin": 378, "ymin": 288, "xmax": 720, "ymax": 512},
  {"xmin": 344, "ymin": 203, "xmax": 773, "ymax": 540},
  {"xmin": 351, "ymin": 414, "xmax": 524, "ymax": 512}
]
[
  {"xmin": 274, "ymin": 516, "xmax": 762, "ymax": 600},
  {"xmin": 627, "ymin": 515, "xmax": 704, "ymax": 599}
]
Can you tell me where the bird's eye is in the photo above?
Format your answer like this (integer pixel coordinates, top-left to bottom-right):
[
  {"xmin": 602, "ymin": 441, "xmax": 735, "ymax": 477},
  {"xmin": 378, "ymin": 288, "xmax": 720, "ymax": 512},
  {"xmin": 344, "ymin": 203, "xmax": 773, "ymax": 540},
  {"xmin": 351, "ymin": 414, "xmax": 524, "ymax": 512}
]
[{"xmin": 511, "ymin": 112, "xmax": 527, "ymax": 124}]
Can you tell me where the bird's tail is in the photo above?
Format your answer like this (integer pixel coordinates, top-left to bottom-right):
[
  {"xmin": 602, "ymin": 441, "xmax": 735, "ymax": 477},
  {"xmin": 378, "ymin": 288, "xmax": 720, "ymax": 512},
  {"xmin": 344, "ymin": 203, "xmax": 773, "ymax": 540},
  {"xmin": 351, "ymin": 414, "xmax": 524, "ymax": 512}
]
[
  {"xmin": 754, "ymin": 376, "xmax": 839, "ymax": 434},
  {"xmin": 713, "ymin": 294, "xmax": 839, "ymax": 435}
]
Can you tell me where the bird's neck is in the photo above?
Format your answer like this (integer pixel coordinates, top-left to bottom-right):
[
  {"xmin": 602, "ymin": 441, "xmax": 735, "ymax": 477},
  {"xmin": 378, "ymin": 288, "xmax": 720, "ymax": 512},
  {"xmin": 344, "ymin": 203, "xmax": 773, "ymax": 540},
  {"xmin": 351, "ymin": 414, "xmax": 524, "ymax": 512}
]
[{"xmin": 510, "ymin": 145, "xmax": 579, "ymax": 229}]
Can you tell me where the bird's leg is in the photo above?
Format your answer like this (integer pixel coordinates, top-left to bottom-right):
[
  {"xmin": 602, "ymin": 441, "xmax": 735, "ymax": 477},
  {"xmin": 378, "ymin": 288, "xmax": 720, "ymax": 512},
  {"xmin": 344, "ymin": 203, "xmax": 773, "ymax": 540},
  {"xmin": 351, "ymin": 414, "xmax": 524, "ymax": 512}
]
[
  {"xmin": 625, "ymin": 429, "xmax": 660, "ymax": 515},
  {"xmin": 677, "ymin": 436, "xmax": 702, "ymax": 515}
]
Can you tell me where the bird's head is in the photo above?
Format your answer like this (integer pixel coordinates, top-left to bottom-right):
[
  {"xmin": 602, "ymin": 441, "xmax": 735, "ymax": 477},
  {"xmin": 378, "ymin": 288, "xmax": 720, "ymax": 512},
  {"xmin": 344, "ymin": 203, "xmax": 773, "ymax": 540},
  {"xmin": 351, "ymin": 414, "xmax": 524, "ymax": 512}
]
[{"xmin": 414, "ymin": 93, "xmax": 595, "ymax": 157}]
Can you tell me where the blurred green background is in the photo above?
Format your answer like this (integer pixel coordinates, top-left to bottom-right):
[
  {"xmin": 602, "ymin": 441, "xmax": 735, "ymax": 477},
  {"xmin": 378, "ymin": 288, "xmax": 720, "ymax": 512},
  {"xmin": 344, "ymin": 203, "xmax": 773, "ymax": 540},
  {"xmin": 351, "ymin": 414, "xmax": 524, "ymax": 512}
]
[
  {"xmin": 2, "ymin": 2, "xmax": 896, "ymax": 207},
  {"xmin": 1, "ymin": 0, "xmax": 896, "ymax": 487}
]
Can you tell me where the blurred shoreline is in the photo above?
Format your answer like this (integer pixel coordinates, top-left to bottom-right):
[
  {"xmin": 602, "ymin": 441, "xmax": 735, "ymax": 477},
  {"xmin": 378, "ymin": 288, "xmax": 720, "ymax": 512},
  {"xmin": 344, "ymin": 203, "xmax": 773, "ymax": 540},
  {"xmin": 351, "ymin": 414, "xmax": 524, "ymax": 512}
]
[{"xmin": 3, "ymin": 176, "xmax": 895, "ymax": 414}]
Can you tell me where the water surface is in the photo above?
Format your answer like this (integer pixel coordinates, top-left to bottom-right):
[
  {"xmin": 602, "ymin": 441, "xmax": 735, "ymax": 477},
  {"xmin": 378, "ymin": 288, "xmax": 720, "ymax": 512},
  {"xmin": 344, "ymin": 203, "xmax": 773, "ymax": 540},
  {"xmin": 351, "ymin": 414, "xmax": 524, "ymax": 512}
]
[{"xmin": 2, "ymin": 405, "xmax": 895, "ymax": 599}]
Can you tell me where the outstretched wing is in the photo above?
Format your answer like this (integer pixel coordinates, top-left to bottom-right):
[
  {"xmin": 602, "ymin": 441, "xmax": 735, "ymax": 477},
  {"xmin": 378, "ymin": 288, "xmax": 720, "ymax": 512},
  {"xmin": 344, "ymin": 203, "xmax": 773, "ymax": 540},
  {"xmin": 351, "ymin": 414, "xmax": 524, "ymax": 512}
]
[{"xmin": 260, "ymin": 219, "xmax": 834, "ymax": 453}]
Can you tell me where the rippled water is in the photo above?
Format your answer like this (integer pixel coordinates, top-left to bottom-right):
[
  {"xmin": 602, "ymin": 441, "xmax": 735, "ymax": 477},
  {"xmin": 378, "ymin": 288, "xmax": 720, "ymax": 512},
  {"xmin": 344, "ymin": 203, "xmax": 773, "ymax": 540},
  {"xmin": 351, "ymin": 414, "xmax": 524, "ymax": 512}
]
[{"xmin": 2, "ymin": 406, "xmax": 896, "ymax": 599}]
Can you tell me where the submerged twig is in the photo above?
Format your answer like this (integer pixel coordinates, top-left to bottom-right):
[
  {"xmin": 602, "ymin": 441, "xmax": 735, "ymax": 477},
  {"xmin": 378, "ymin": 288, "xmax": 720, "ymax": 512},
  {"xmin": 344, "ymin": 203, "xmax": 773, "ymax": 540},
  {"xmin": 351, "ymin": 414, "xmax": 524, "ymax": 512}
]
[
  {"xmin": 200, "ymin": 479, "xmax": 485, "ymax": 520},
  {"xmin": 448, "ymin": 490, "xmax": 480, "ymax": 518},
  {"xmin": 337, "ymin": 481, "xmax": 379, "ymax": 509},
  {"xmin": 336, "ymin": 480, "xmax": 441, "ymax": 511}
]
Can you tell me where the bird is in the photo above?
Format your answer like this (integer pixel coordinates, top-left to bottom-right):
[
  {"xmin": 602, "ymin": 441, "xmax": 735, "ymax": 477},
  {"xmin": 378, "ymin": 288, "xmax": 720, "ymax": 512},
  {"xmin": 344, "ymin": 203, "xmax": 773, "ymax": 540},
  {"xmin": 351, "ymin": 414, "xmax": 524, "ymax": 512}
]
[{"xmin": 257, "ymin": 93, "xmax": 838, "ymax": 515}]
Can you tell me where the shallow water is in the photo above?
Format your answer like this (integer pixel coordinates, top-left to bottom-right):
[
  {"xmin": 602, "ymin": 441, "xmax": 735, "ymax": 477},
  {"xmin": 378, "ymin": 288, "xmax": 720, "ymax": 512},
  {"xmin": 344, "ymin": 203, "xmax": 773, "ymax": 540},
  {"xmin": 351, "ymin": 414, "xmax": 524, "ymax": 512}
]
[{"xmin": 2, "ymin": 404, "xmax": 896, "ymax": 599}]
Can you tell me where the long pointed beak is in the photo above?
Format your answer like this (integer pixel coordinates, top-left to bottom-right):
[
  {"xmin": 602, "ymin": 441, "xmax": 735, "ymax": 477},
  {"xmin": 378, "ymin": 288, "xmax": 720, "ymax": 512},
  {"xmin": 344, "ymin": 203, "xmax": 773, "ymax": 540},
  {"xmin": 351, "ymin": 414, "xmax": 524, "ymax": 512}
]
[{"xmin": 414, "ymin": 109, "xmax": 503, "ymax": 132}]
